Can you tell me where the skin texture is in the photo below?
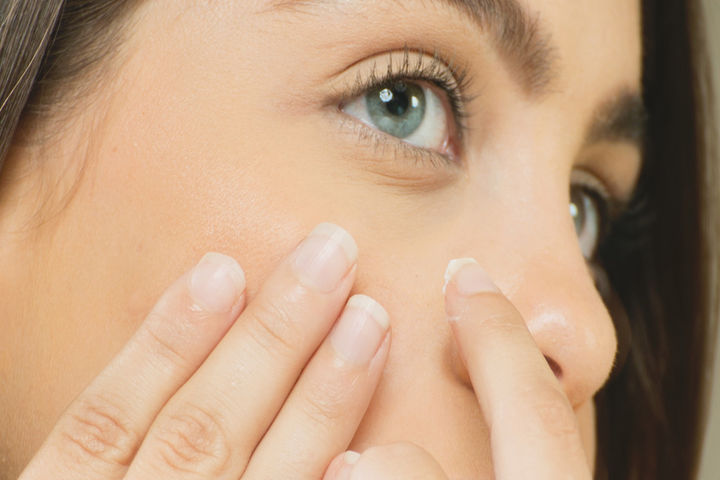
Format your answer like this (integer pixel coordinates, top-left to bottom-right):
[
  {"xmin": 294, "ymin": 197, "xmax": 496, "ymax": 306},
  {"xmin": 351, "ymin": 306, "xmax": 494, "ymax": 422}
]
[{"xmin": 0, "ymin": 0, "xmax": 641, "ymax": 477}]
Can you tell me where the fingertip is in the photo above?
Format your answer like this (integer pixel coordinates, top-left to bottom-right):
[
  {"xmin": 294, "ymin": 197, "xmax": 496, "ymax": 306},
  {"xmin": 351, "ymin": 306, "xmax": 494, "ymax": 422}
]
[
  {"xmin": 329, "ymin": 295, "xmax": 390, "ymax": 366},
  {"xmin": 344, "ymin": 450, "xmax": 362, "ymax": 464},
  {"xmin": 443, "ymin": 258, "xmax": 501, "ymax": 320},
  {"xmin": 442, "ymin": 257, "xmax": 478, "ymax": 295},
  {"xmin": 323, "ymin": 451, "xmax": 360, "ymax": 480},
  {"xmin": 189, "ymin": 252, "xmax": 246, "ymax": 313},
  {"xmin": 444, "ymin": 258, "xmax": 500, "ymax": 296}
]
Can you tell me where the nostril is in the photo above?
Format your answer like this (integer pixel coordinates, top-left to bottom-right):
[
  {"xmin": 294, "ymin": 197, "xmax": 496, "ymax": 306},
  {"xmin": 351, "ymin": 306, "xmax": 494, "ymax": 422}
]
[{"xmin": 545, "ymin": 355, "xmax": 563, "ymax": 380}]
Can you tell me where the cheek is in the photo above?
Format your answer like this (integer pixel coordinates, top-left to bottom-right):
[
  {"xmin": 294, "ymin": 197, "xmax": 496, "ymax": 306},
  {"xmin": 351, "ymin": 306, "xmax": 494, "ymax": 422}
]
[{"xmin": 577, "ymin": 401, "xmax": 597, "ymax": 470}]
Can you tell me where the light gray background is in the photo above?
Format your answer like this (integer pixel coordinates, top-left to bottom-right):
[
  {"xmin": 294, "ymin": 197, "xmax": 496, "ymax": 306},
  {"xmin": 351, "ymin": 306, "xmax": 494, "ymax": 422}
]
[{"xmin": 698, "ymin": 1, "xmax": 719, "ymax": 478}]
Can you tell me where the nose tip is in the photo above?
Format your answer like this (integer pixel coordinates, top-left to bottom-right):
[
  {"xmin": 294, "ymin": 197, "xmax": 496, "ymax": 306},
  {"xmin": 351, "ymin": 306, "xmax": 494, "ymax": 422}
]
[{"xmin": 524, "ymin": 292, "xmax": 618, "ymax": 408}]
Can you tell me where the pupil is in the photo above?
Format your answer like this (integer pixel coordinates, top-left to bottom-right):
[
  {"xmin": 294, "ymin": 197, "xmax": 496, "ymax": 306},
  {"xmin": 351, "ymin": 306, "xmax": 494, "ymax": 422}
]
[{"xmin": 380, "ymin": 82, "xmax": 410, "ymax": 116}]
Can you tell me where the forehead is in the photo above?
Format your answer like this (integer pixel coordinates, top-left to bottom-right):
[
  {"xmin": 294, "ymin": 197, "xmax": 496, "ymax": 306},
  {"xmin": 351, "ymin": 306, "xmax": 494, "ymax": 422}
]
[{"xmin": 535, "ymin": 0, "xmax": 642, "ymax": 90}]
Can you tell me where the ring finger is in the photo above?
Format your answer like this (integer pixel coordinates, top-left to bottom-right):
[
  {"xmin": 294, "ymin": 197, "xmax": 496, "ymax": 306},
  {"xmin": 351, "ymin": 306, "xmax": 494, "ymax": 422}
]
[{"xmin": 242, "ymin": 294, "xmax": 391, "ymax": 479}]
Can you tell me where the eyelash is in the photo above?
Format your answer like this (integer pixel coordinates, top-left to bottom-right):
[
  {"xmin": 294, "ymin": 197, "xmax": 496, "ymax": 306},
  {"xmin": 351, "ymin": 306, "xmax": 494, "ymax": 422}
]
[{"xmin": 336, "ymin": 47, "xmax": 475, "ymax": 167}]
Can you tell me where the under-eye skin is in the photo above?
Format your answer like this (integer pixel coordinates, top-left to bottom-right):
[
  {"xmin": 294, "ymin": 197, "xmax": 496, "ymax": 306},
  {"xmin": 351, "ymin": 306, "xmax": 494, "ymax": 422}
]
[{"xmin": 336, "ymin": 48, "xmax": 474, "ymax": 169}]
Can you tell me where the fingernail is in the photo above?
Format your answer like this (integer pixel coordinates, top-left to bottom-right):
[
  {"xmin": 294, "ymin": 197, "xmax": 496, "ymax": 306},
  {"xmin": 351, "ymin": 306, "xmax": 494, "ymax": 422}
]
[
  {"xmin": 443, "ymin": 258, "xmax": 500, "ymax": 296},
  {"xmin": 343, "ymin": 451, "xmax": 361, "ymax": 465},
  {"xmin": 330, "ymin": 294, "xmax": 389, "ymax": 366},
  {"xmin": 291, "ymin": 223, "xmax": 358, "ymax": 292},
  {"xmin": 331, "ymin": 451, "xmax": 361, "ymax": 480},
  {"xmin": 190, "ymin": 253, "xmax": 246, "ymax": 313}
]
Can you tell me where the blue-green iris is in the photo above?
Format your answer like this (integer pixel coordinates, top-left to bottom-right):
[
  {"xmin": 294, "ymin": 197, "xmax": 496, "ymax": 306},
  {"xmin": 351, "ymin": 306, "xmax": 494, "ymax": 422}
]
[
  {"xmin": 570, "ymin": 188, "xmax": 586, "ymax": 237},
  {"xmin": 366, "ymin": 81, "xmax": 426, "ymax": 139}
]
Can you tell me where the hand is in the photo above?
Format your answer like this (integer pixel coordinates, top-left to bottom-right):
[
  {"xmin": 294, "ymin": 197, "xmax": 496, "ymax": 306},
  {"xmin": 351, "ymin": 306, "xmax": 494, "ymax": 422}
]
[
  {"xmin": 19, "ymin": 223, "xmax": 391, "ymax": 480},
  {"xmin": 323, "ymin": 258, "xmax": 593, "ymax": 480}
]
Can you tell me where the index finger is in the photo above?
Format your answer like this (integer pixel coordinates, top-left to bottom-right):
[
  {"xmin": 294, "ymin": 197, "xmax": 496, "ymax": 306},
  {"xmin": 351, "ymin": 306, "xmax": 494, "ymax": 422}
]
[{"xmin": 442, "ymin": 258, "xmax": 592, "ymax": 480}]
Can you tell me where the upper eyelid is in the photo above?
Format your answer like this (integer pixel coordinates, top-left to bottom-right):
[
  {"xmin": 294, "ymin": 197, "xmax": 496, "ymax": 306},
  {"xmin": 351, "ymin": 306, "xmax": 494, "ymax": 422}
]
[
  {"xmin": 571, "ymin": 168, "xmax": 628, "ymax": 220},
  {"xmin": 571, "ymin": 169, "xmax": 611, "ymax": 199},
  {"xmin": 328, "ymin": 48, "xmax": 476, "ymax": 110}
]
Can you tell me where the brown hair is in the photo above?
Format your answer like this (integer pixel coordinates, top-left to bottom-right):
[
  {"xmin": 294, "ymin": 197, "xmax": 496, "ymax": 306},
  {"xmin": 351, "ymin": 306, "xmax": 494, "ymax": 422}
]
[
  {"xmin": 0, "ymin": 0, "xmax": 137, "ymax": 166},
  {"xmin": 0, "ymin": 1, "xmax": 716, "ymax": 479},
  {"xmin": 595, "ymin": 1, "xmax": 718, "ymax": 479}
]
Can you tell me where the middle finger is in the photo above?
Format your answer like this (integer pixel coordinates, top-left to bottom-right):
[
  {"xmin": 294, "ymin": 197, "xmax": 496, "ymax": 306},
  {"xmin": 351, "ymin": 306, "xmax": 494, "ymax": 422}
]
[{"xmin": 124, "ymin": 222, "xmax": 358, "ymax": 480}]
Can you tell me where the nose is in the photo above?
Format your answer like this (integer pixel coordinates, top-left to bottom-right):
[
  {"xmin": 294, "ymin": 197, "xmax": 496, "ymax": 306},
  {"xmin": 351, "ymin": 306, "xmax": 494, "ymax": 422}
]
[{"xmin": 504, "ymin": 253, "xmax": 618, "ymax": 408}]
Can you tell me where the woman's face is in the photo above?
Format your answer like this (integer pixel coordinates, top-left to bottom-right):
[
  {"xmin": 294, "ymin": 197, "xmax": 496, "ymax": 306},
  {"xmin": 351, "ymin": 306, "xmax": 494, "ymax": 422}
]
[{"xmin": 0, "ymin": 0, "xmax": 643, "ymax": 476}]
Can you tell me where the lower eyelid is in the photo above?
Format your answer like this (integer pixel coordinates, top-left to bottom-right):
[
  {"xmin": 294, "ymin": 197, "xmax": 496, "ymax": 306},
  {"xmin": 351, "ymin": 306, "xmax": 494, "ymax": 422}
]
[
  {"xmin": 331, "ymin": 107, "xmax": 461, "ymax": 173},
  {"xmin": 339, "ymin": 95, "xmax": 463, "ymax": 169}
]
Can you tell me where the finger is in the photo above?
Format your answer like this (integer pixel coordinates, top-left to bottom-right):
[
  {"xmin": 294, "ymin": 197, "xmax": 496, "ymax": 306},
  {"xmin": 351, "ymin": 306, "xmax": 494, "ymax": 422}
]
[
  {"xmin": 242, "ymin": 294, "xmax": 391, "ymax": 479},
  {"xmin": 19, "ymin": 253, "xmax": 247, "ymax": 480},
  {"xmin": 443, "ymin": 258, "xmax": 592, "ymax": 480},
  {"xmin": 125, "ymin": 222, "xmax": 358, "ymax": 480},
  {"xmin": 323, "ymin": 443, "xmax": 448, "ymax": 480}
]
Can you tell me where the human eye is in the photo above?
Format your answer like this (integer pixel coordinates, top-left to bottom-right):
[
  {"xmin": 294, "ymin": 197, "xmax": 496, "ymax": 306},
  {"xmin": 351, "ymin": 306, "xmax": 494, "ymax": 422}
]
[
  {"xmin": 570, "ymin": 169, "xmax": 616, "ymax": 260},
  {"xmin": 338, "ymin": 49, "xmax": 472, "ymax": 167}
]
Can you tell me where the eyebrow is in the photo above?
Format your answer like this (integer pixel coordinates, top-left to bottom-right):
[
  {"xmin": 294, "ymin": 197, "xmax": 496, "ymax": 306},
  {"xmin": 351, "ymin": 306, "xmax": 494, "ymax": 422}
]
[
  {"xmin": 584, "ymin": 90, "xmax": 647, "ymax": 149},
  {"xmin": 439, "ymin": 0, "xmax": 559, "ymax": 95},
  {"xmin": 271, "ymin": 0, "xmax": 559, "ymax": 96}
]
